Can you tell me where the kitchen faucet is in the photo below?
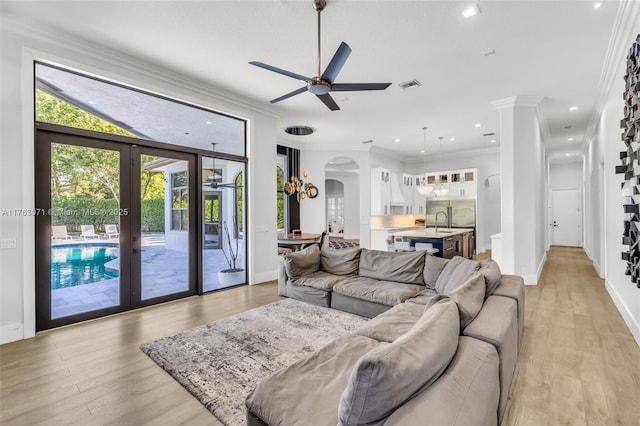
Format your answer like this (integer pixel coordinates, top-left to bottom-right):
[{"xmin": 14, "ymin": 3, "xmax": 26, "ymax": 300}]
[{"xmin": 435, "ymin": 211, "xmax": 448, "ymax": 233}]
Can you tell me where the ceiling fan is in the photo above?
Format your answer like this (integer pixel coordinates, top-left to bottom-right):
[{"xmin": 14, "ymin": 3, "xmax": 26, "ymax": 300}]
[
  {"xmin": 206, "ymin": 143, "xmax": 243, "ymax": 189},
  {"xmin": 249, "ymin": 0, "xmax": 391, "ymax": 111}
]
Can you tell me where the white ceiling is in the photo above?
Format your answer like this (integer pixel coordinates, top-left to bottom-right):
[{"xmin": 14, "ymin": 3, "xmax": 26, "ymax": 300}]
[{"xmin": 2, "ymin": 0, "xmax": 619, "ymax": 160}]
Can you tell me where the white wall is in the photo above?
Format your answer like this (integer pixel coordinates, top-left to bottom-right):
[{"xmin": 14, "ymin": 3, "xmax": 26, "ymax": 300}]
[
  {"xmin": 585, "ymin": 0, "xmax": 640, "ymax": 346},
  {"xmin": 0, "ymin": 18, "xmax": 279, "ymax": 343},
  {"xmin": 549, "ymin": 160, "xmax": 583, "ymax": 190},
  {"xmin": 298, "ymin": 148, "xmax": 371, "ymax": 247}
]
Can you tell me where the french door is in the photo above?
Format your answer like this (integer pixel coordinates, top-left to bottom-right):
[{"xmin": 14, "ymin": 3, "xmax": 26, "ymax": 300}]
[{"xmin": 35, "ymin": 127, "xmax": 197, "ymax": 330}]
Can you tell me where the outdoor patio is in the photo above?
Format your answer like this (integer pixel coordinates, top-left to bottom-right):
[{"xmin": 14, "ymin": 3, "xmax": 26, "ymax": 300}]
[{"xmin": 51, "ymin": 234, "xmax": 245, "ymax": 319}]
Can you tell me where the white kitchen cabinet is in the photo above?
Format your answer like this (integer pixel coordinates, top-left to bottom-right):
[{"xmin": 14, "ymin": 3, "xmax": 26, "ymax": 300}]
[
  {"xmin": 446, "ymin": 168, "xmax": 477, "ymax": 197},
  {"xmin": 402, "ymin": 173, "xmax": 415, "ymax": 214},
  {"xmin": 371, "ymin": 167, "xmax": 391, "ymax": 215}
]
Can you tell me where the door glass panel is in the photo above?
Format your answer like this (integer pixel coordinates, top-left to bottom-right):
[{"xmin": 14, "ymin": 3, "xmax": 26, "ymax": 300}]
[
  {"xmin": 50, "ymin": 143, "xmax": 121, "ymax": 319},
  {"xmin": 202, "ymin": 156, "xmax": 246, "ymax": 292},
  {"xmin": 140, "ymin": 156, "xmax": 190, "ymax": 299}
]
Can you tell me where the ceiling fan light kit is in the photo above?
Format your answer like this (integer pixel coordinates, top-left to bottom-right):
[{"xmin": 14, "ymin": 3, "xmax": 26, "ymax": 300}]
[{"xmin": 249, "ymin": 0, "xmax": 391, "ymax": 111}]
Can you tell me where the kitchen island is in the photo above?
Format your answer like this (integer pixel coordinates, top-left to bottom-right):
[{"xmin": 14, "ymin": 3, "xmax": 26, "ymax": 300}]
[{"xmin": 390, "ymin": 228, "xmax": 475, "ymax": 259}]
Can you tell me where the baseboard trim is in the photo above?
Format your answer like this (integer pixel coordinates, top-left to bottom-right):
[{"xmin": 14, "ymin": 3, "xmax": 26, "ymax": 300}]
[
  {"xmin": 522, "ymin": 252, "xmax": 547, "ymax": 285},
  {"xmin": 1, "ymin": 323, "xmax": 24, "ymax": 345},
  {"xmin": 605, "ymin": 279, "xmax": 640, "ymax": 348},
  {"xmin": 252, "ymin": 270, "xmax": 277, "ymax": 285}
]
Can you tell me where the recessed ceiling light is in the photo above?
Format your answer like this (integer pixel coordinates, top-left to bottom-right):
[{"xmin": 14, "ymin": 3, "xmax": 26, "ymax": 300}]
[
  {"xmin": 594, "ymin": 2, "xmax": 602, "ymax": 9},
  {"xmin": 569, "ymin": 106, "xmax": 578, "ymax": 111},
  {"xmin": 449, "ymin": 138, "xmax": 455, "ymax": 142},
  {"xmin": 475, "ymin": 123, "xmax": 482, "ymax": 128},
  {"xmin": 567, "ymin": 137, "xmax": 574, "ymax": 141},
  {"xmin": 420, "ymin": 149, "xmax": 425, "ymax": 153},
  {"xmin": 88, "ymin": 101, "xmax": 96, "ymax": 105},
  {"xmin": 462, "ymin": 4, "xmax": 481, "ymax": 19},
  {"xmin": 490, "ymin": 139, "xmax": 496, "ymax": 143},
  {"xmin": 566, "ymin": 153, "xmax": 571, "ymax": 156},
  {"xmin": 395, "ymin": 138, "xmax": 401, "ymax": 142},
  {"xmin": 206, "ymin": 121, "xmax": 212, "ymax": 124}
]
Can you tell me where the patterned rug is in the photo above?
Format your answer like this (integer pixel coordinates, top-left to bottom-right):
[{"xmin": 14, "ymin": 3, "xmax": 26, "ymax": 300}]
[
  {"xmin": 140, "ymin": 298, "xmax": 367, "ymax": 425},
  {"xmin": 328, "ymin": 240, "xmax": 360, "ymax": 249}
]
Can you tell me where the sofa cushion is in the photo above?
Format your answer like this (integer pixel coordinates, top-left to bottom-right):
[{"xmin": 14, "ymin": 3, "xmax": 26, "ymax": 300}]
[
  {"xmin": 384, "ymin": 337, "xmax": 500, "ymax": 426},
  {"xmin": 321, "ymin": 246, "xmax": 361, "ymax": 276},
  {"xmin": 423, "ymin": 255, "xmax": 449, "ymax": 289},
  {"xmin": 354, "ymin": 302, "xmax": 425, "ymax": 343},
  {"xmin": 290, "ymin": 270, "xmax": 346, "ymax": 291},
  {"xmin": 333, "ymin": 277, "xmax": 424, "ymax": 307},
  {"xmin": 283, "ymin": 244, "xmax": 320, "ymax": 279},
  {"xmin": 245, "ymin": 334, "xmax": 381, "ymax": 426},
  {"xmin": 435, "ymin": 256, "xmax": 480, "ymax": 294},
  {"xmin": 479, "ymin": 259, "xmax": 502, "ymax": 297},
  {"xmin": 358, "ymin": 248, "xmax": 426, "ymax": 285},
  {"xmin": 425, "ymin": 271, "xmax": 486, "ymax": 329},
  {"xmin": 404, "ymin": 288, "xmax": 439, "ymax": 305},
  {"xmin": 338, "ymin": 299, "xmax": 460, "ymax": 426}
]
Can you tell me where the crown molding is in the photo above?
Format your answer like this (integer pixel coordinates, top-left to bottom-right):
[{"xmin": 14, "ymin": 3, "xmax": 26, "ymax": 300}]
[
  {"xmin": 585, "ymin": 0, "xmax": 640, "ymax": 140},
  {"xmin": 402, "ymin": 145, "xmax": 500, "ymax": 163},
  {"xmin": 491, "ymin": 95, "xmax": 543, "ymax": 110},
  {"xmin": 1, "ymin": 14, "xmax": 281, "ymax": 120}
]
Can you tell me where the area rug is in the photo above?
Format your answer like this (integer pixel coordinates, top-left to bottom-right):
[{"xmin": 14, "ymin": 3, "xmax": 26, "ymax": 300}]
[{"xmin": 140, "ymin": 298, "xmax": 367, "ymax": 425}]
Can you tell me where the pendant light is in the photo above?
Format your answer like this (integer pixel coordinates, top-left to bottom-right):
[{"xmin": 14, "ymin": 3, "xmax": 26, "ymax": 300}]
[
  {"xmin": 433, "ymin": 136, "xmax": 449, "ymax": 197},
  {"xmin": 416, "ymin": 126, "xmax": 433, "ymax": 196}
]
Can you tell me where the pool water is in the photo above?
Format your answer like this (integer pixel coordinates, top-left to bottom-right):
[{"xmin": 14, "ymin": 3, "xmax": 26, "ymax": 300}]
[{"xmin": 51, "ymin": 244, "xmax": 119, "ymax": 289}]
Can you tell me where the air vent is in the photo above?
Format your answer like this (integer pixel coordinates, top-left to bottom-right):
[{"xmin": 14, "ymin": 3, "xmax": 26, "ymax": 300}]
[
  {"xmin": 285, "ymin": 125, "xmax": 314, "ymax": 136},
  {"xmin": 398, "ymin": 79, "xmax": 422, "ymax": 89},
  {"xmin": 362, "ymin": 139, "xmax": 374, "ymax": 144},
  {"xmin": 482, "ymin": 132, "xmax": 496, "ymax": 137}
]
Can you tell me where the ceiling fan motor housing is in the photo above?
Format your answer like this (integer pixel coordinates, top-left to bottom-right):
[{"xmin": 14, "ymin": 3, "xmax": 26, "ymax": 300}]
[{"xmin": 307, "ymin": 78, "xmax": 331, "ymax": 95}]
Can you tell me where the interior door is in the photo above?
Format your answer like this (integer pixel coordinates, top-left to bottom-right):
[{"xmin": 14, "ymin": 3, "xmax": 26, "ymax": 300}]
[
  {"xmin": 131, "ymin": 146, "xmax": 197, "ymax": 307},
  {"xmin": 551, "ymin": 189, "xmax": 582, "ymax": 247}
]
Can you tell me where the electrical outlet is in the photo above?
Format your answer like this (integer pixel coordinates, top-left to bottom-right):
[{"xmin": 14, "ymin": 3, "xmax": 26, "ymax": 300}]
[{"xmin": 0, "ymin": 238, "xmax": 17, "ymax": 249}]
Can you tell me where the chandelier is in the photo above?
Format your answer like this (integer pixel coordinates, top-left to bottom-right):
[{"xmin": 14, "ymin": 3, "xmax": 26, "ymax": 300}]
[
  {"xmin": 433, "ymin": 136, "xmax": 449, "ymax": 197},
  {"xmin": 283, "ymin": 151, "xmax": 318, "ymax": 201},
  {"xmin": 416, "ymin": 126, "xmax": 434, "ymax": 196}
]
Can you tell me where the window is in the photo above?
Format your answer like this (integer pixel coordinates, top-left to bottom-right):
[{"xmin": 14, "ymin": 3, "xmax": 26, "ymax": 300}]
[
  {"xmin": 171, "ymin": 171, "xmax": 188, "ymax": 230},
  {"xmin": 276, "ymin": 164, "xmax": 286, "ymax": 231},
  {"xmin": 235, "ymin": 172, "xmax": 243, "ymax": 236}
]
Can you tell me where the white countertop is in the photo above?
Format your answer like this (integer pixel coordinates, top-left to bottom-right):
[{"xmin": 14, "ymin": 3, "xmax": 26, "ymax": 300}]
[
  {"xmin": 391, "ymin": 228, "xmax": 475, "ymax": 239},
  {"xmin": 370, "ymin": 226, "xmax": 422, "ymax": 231}
]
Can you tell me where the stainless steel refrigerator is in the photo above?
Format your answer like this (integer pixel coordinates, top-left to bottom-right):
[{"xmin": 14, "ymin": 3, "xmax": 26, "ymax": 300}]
[{"xmin": 425, "ymin": 199, "xmax": 476, "ymax": 228}]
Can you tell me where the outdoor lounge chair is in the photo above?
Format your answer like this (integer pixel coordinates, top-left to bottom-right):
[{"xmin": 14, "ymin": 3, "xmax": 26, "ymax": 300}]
[
  {"xmin": 51, "ymin": 225, "xmax": 73, "ymax": 241},
  {"xmin": 81, "ymin": 224, "xmax": 100, "ymax": 240},
  {"xmin": 105, "ymin": 224, "xmax": 119, "ymax": 239}
]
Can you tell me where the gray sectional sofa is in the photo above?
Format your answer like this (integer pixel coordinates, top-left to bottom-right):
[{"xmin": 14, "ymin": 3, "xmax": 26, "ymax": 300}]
[{"xmin": 247, "ymin": 244, "xmax": 524, "ymax": 426}]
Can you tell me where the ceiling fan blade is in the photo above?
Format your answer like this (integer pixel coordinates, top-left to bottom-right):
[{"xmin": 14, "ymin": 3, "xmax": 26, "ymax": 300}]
[
  {"xmin": 321, "ymin": 42, "xmax": 352, "ymax": 83},
  {"xmin": 316, "ymin": 93, "xmax": 340, "ymax": 111},
  {"xmin": 270, "ymin": 86, "xmax": 308, "ymax": 104},
  {"xmin": 331, "ymin": 83, "xmax": 392, "ymax": 91},
  {"xmin": 249, "ymin": 61, "xmax": 310, "ymax": 82}
]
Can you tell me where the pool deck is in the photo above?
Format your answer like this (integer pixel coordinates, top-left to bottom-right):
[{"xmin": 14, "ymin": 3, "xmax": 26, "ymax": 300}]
[{"xmin": 51, "ymin": 234, "xmax": 245, "ymax": 319}]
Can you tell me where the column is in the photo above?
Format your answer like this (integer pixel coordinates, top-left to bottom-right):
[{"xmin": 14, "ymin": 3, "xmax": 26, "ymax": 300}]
[{"xmin": 492, "ymin": 96, "xmax": 545, "ymax": 283}]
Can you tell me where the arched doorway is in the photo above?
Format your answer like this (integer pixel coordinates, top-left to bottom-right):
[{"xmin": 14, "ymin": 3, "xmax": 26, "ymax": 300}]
[{"xmin": 325, "ymin": 157, "xmax": 360, "ymax": 240}]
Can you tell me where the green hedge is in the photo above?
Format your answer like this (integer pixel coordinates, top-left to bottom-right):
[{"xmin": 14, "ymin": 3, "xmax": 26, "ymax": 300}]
[{"xmin": 51, "ymin": 197, "xmax": 165, "ymax": 232}]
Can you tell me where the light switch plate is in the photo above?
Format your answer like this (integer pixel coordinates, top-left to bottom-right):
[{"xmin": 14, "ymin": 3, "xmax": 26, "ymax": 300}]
[{"xmin": 0, "ymin": 238, "xmax": 17, "ymax": 249}]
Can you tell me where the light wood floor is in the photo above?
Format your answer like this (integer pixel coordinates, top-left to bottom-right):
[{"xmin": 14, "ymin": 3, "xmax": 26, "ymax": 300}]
[{"xmin": 1, "ymin": 246, "xmax": 639, "ymax": 425}]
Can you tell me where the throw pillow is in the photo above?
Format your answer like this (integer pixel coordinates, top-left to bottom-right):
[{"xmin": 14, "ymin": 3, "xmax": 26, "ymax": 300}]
[
  {"xmin": 358, "ymin": 249, "xmax": 426, "ymax": 285},
  {"xmin": 283, "ymin": 244, "xmax": 321, "ymax": 280},
  {"xmin": 338, "ymin": 299, "xmax": 460, "ymax": 426},
  {"xmin": 479, "ymin": 259, "xmax": 502, "ymax": 298},
  {"xmin": 435, "ymin": 256, "xmax": 480, "ymax": 294},
  {"xmin": 434, "ymin": 271, "xmax": 486, "ymax": 329},
  {"xmin": 423, "ymin": 255, "xmax": 449, "ymax": 289},
  {"xmin": 321, "ymin": 246, "xmax": 361, "ymax": 276}
]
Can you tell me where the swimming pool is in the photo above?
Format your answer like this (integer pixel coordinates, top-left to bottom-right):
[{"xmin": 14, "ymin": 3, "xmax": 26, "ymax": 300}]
[{"xmin": 51, "ymin": 244, "xmax": 120, "ymax": 289}]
